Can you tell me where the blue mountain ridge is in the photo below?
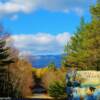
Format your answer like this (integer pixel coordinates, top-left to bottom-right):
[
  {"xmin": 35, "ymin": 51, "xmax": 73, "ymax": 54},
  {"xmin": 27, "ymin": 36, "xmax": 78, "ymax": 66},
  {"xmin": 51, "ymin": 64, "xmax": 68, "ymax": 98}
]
[{"xmin": 28, "ymin": 55, "xmax": 64, "ymax": 68}]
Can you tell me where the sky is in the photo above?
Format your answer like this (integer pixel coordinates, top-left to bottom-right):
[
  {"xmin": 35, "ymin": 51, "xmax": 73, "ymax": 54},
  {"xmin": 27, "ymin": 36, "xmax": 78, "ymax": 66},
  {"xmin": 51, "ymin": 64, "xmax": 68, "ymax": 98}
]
[{"xmin": 0, "ymin": 0, "xmax": 95, "ymax": 56}]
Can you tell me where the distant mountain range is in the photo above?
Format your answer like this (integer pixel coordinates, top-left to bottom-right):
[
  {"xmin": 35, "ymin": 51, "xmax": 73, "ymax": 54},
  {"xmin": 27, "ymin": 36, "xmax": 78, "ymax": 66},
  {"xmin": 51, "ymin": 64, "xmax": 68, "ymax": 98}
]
[{"xmin": 28, "ymin": 55, "xmax": 64, "ymax": 68}]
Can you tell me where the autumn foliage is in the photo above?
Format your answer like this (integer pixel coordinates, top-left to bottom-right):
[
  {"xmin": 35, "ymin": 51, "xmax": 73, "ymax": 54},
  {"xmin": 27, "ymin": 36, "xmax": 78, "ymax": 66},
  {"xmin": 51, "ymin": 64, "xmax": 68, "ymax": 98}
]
[{"xmin": 0, "ymin": 26, "xmax": 33, "ymax": 97}]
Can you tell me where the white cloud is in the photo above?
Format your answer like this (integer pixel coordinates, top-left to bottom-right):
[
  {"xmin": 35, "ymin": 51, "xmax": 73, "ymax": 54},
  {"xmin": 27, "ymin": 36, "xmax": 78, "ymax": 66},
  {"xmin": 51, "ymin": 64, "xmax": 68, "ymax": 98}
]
[
  {"xmin": 0, "ymin": 0, "xmax": 93, "ymax": 18},
  {"xmin": 12, "ymin": 32, "xmax": 71, "ymax": 55},
  {"xmin": 56, "ymin": 32, "xmax": 70, "ymax": 45},
  {"xmin": 0, "ymin": 0, "xmax": 36, "ymax": 18}
]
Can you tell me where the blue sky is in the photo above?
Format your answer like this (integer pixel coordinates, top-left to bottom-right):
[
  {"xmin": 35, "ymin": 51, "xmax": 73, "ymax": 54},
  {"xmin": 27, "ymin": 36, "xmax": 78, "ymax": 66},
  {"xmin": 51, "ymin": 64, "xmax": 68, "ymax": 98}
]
[{"xmin": 0, "ymin": 0, "xmax": 95, "ymax": 56}]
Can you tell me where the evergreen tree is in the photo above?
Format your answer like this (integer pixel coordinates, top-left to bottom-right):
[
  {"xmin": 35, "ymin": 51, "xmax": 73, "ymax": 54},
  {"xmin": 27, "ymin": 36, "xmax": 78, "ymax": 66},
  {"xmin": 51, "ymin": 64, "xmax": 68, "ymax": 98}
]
[
  {"xmin": 0, "ymin": 26, "xmax": 14, "ymax": 97},
  {"xmin": 64, "ymin": 1, "xmax": 100, "ymax": 70},
  {"xmin": 48, "ymin": 62, "xmax": 56, "ymax": 70},
  {"xmin": 48, "ymin": 81, "xmax": 66, "ymax": 99},
  {"xmin": 89, "ymin": 1, "xmax": 100, "ymax": 70},
  {"xmin": 64, "ymin": 17, "xmax": 88, "ymax": 69}
]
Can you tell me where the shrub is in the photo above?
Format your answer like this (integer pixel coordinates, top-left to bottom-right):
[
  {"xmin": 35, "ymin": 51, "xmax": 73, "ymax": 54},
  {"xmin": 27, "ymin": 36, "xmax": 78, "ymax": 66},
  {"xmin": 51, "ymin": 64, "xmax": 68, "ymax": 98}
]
[
  {"xmin": 48, "ymin": 81, "xmax": 66, "ymax": 99},
  {"xmin": 42, "ymin": 69, "xmax": 67, "ymax": 99},
  {"xmin": 42, "ymin": 69, "xmax": 66, "ymax": 89}
]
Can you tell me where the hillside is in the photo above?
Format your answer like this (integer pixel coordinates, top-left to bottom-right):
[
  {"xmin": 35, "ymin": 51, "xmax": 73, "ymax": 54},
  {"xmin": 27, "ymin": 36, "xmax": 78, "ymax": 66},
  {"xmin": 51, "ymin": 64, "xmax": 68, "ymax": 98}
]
[{"xmin": 28, "ymin": 55, "xmax": 64, "ymax": 68}]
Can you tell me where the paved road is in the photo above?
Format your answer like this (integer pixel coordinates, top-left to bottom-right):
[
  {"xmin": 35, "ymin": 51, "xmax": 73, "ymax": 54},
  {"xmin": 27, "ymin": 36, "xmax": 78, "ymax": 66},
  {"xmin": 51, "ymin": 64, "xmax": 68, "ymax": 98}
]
[{"xmin": 27, "ymin": 94, "xmax": 53, "ymax": 100}]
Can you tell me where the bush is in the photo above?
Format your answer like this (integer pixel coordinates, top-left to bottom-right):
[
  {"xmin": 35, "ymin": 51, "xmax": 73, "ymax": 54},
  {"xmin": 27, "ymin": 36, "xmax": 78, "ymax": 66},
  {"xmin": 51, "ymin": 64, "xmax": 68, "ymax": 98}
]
[
  {"xmin": 42, "ymin": 69, "xmax": 67, "ymax": 99},
  {"xmin": 48, "ymin": 81, "xmax": 66, "ymax": 99},
  {"xmin": 42, "ymin": 69, "xmax": 66, "ymax": 89}
]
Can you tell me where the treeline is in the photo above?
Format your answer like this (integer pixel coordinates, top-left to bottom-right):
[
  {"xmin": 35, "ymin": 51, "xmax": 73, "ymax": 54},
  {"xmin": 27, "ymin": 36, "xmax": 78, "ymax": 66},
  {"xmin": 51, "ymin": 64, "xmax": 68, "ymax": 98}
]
[
  {"xmin": 64, "ymin": 1, "xmax": 100, "ymax": 70},
  {"xmin": 0, "ymin": 26, "xmax": 33, "ymax": 97}
]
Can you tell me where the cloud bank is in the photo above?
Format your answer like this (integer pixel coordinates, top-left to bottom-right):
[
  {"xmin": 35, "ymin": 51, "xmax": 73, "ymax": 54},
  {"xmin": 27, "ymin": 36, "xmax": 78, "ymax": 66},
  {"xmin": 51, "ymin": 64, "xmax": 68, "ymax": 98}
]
[
  {"xmin": 0, "ymin": 0, "xmax": 93, "ymax": 18},
  {"xmin": 12, "ymin": 32, "xmax": 70, "ymax": 55}
]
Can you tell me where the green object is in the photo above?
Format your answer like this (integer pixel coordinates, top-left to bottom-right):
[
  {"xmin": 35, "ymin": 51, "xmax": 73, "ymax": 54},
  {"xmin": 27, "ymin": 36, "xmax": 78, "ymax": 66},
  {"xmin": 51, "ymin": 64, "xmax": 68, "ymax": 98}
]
[
  {"xmin": 64, "ymin": 1, "xmax": 100, "ymax": 70},
  {"xmin": 48, "ymin": 81, "xmax": 66, "ymax": 99}
]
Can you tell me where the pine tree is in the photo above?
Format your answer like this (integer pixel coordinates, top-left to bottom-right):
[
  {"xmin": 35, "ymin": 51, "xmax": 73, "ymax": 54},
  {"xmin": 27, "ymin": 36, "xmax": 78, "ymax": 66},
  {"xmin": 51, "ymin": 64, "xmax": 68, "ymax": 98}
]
[
  {"xmin": 91, "ymin": 1, "xmax": 100, "ymax": 20},
  {"xmin": 89, "ymin": 1, "xmax": 100, "ymax": 70},
  {"xmin": 0, "ymin": 26, "xmax": 14, "ymax": 97},
  {"xmin": 64, "ymin": 1, "xmax": 100, "ymax": 70},
  {"xmin": 48, "ymin": 81, "xmax": 66, "ymax": 99},
  {"xmin": 64, "ymin": 17, "xmax": 88, "ymax": 69}
]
